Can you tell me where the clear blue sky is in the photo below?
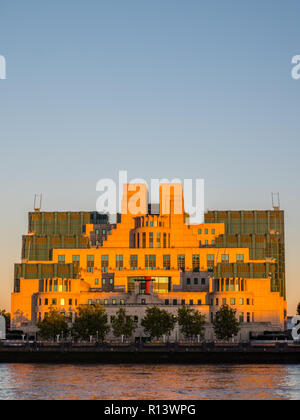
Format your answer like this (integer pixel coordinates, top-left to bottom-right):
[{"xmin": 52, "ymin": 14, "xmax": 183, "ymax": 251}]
[{"xmin": 0, "ymin": 0, "xmax": 299, "ymax": 313}]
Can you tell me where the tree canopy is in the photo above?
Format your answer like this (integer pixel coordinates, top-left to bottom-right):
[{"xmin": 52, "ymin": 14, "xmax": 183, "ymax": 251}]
[
  {"xmin": 37, "ymin": 308, "xmax": 69, "ymax": 341},
  {"xmin": 177, "ymin": 306, "xmax": 206, "ymax": 340},
  {"xmin": 213, "ymin": 304, "xmax": 240, "ymax": 341},
  {"xmin": 73, "ymin": 303, "xmax": 110, "ymax": 341},
  {"xmin": 111, "ymin": 307, "xmax": 136, "ymax": 339},
  {"xmin": 141, "ymin": 306, "xmax": 176, "ymax": 340}
]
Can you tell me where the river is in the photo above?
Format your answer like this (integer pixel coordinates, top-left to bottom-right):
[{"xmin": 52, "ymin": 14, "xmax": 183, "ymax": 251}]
[{"xmin": 0, "ymin": 364, "xmax": 300, "ymax": 400}]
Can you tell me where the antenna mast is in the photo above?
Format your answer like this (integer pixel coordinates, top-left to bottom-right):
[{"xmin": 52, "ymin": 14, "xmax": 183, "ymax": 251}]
[
  {"xmin": 34, "ymin": 194, "xmax": 43, "ymax": 212},
  {"xmin": 271, "ymin": 192, "xmax": 280, "ymax": 211}
]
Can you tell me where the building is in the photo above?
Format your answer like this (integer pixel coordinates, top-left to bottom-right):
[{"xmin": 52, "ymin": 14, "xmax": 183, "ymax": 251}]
[
  {"xmin": 11, "ymin": 184, "xmax": 287, "ymax": 341},
  {"xmin": 0, "ymin": 316, "xmax": 6, "ymax": 340}
]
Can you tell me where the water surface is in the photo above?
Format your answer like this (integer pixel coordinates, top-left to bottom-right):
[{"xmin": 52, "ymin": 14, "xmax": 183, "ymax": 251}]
[{"xmin": 0, "ymin": 364, "xmax": 300, "ymax": 400}]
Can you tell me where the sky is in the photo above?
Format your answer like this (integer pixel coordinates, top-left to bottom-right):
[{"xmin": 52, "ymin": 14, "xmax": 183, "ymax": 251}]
[{"xmin": 0, "ymin": 0, "xmax": 299, "ymax": 314}]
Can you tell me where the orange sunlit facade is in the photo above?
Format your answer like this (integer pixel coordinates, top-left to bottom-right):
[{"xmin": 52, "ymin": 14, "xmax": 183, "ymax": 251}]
[{"xmin": 11, "ymin": 184, "xmax": 287, "ymax": 340}]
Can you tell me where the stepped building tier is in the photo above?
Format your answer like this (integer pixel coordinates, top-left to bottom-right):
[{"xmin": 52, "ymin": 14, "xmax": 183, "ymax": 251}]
[{"xmin": 11, "ymin": 184, "xmax": 287, "ymax": 341}]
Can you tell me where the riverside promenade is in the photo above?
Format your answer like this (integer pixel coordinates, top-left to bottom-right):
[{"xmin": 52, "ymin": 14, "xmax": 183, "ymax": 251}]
[{"xmin": 1, "ymin": 341, "xmax": 300, "ymax": 364}]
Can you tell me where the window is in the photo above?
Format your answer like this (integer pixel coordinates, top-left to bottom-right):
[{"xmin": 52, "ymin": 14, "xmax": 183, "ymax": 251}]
[
  {"xmin": 205, "ymin": 229, "xmax": 208, "ymax": 234},
  {"xmin": 192, "ymin": 255, "xmax": 200, "ymax": 271},
  {"xmin": 189, "ymin": 299, "xmax": 194, "ymax": 306},
  {"xmin": 45, "ymin": 298, "xmax": 48, "ymax": 306},
  {"xmin": 149, "ymin": 232, "xmax": 153, "ymax": 248},
  {"xmin": 222, "ymin": 298, "xmax": 227, "ymax": 305},
  {"xmin": 247, "ymin": 298, "xmax": 250, "ymax": 305},
  {"xmin": 134, "ymin": 316, "xmax": 138, "ymax": 323},
  {"xmin": 58, "ymin": 255, "xmax": 65, "ymax": 264},
  {"xmin": 201, "ymin": 278, "xmax": 206, "ymax": 285},
  {"xmin": 198, "ymin": 299, "xmax": 202, "ymax": 305},
  {"xmin": 72, "ymin": 255, "xmax": 80, "ymax": 263},
  {"xmin": 211, "ymin": 229, "xmax": 215, "ymax": 234},
  {"xmin": 173, "ymin": 299, "xmax": 178, "ymax": 305},
  {"xmin": 178, "ymin": 255, "xmax": 185, "ymax": 270},
  {"xmin": 165, "ymin": 299, "xmax": 169, "ymax": 305},
  {"xmin": 156, "ymin": 233, "xmax": 161, "ymax": 248},
  {"xmin": 230, "ymin": 298, "xmax": 235, "ymax": 305},
  {"xmin": 205, "ymin": 240, "xmax": 208, "ymax": 245},
  {"xmin": 102, "ymin": 278, "xmax": 106, "ymax": 285},
  {"xmin": 130, "ymin": 255, "xmax": 138, "ymax": 270},
  {"xmin": 210, "ymin": 313, "xmax": 214, "ymax": 322},
  {"xmin": 181, "ymin": 299, "xmax": 186, "ymax": 305},
  {"xmin": 207, "ymin": 254, "xmax": 214, "ymax": 269},
  {"xmin": 104, "ymin": 299, "xmax": 108, "ymax": 305},
  {"xmin": 212, "ymin": 240, "xmax": 215, "ymax": 246},
  {"xmin": 69, "ymin": 299, "xmax": 72, "ymax": 305},
  {"xmin": 87, "ymin": 255, "xmax": 94, "ymax": 273},
  {"xmin": 187, "ymin": 278, "xmax": 191, "ymax": 285},
  {"xmin": 198, "ymin": 229, "xmax": 202, "ymax": 234},
  {"xmin": 237, "ymin": 254, "xmax": 244, "ymax": 262},
  {"xmin": 163, "ymin": 233, "xmax": 167, "ymax": 248},
  {"xmin": 60, "ymin": 298, "xmax": 65, "ymax": 306},
  {"xmin": 95, "ymin": 278, "xmax": 99, "ymax": 285},
  {"xmin": 102, "ymin": 229, "xmax": 106, "ymax": 235},
  {"xmin": 52, "ymin": 299, "xmax": 57, "ymax": 305},
  {"xmin": 239, "ymin": 313, "xmax": 244, "ymax": 323},
  {"xmin": 239, "ymin": 298, "xmax": 244, "ymax": 305},
  {"xmin": 247, "ymin": 313, "xmax": 251, "ymax": 323},
  {"xmin": 141, "ymin": 299, "xmax": 146, "ymax": 305},
  {"xmin": 163, "ymin": 255, "xmax": 171, "ymax": 270},
  {"xmin": 194, "ymin": 278, "xmax": 198, "ymax": 285},
  {"xmin": 109, "ymin": 278, "xmax": 114, "ymax": 285},
  {"xmin": 112, "ymin": 299, "xmax": 116, "ymax": 305},
  {"xmin": 39, "ymin": 298, "xmax": 41, "ymax": 306},
  {"xmin": 53, "ymin": 280, "xmax": 58, "ymax": 292},
  {"xmin": 145, "ymin": 255, "xmax": 156, "ymax": 270},
  {"xmin": 120, "ymin": 299, "xmax": 125, "ymax": 305},
  {"xmin": 116, "ymin": 255, "xmax": 123, "ymax": 271},
  {"xmin": 88, "ymin": 300, "xmax": 92, "ymax": 305},
  {"xmin": 142, "ymin": 233, "xmax": 146, "ymax": 248},
  {"xmin": 101, "ymin": 255, "xmax": 109, "ymax": 273},
  {"xmin": 222, "ymin": 254, "xmax": 229, "ymax": 262}
]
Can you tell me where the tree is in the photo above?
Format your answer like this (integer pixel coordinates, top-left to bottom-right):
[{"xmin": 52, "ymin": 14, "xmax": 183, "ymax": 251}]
[
  {"xmin": 141, "ymin": 306, "xmax": 176, "ymax": 340},
  {"xmin": 177, "ymin": 306, "xmax": 206, "ymax": 341},
  {"xmin": 0, "ymin": 310, "xmax": 10, "ymax": 331},
  {"xmin": 37, "ymin": 308, "xmax": 69, "ymax": 341},
  {"xmin": 297, "ymin": 303, "xmax": 300, "ymax": 316},
  {"xmin": 73, "ymin": 303, "xmax": 110, "ymax": 341},
  {"xmin": 112, "ymin": 307, "xmax": 136, "ymax": 340},
  {"xmin": 213, "ymin": 304, "xmax": 240, "ymax": 341}
]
